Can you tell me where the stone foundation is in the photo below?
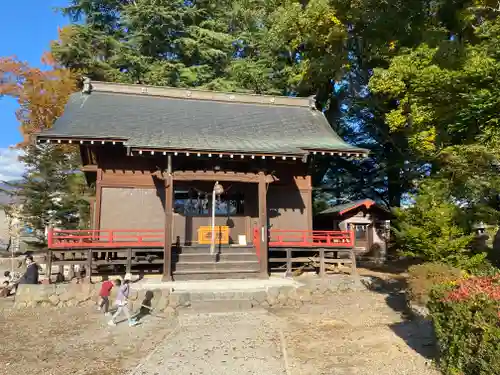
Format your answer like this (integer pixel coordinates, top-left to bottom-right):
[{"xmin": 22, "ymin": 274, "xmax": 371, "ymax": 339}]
[{"xmin": 13, "ymin": 275, "xmax": 363, "ymax": 313}]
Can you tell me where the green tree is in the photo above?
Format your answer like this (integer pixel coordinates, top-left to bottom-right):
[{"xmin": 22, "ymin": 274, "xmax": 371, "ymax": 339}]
[
  {"xmin": 393, "ymin": 180, "xmax": 485, "ymax": 269},
  {"xmin": 4, "ymin": 145, "xmax": 90, "ymax": 242},
  {"xmin": 0, "ymin": 53, "xmax": 90, "ymax": 241}
]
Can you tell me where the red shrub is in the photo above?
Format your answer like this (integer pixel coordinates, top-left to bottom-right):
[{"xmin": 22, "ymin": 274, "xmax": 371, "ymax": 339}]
[
  {"xmin": 443, "ymin": 275, "xmax": 500, "ymax": 302},
  {"xmin": 429, "ymin": 275, "xmax": 500, "ymax": 374}
]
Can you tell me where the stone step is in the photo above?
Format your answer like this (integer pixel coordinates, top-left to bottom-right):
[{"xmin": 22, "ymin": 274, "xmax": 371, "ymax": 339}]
[
  {"xmin": 172, "ymin": 269, "xmax": 261, "ymax": 281},
  {"xmin": 174, "ymin": 253, "xmax": 258, "ymax": 262},
  {"xmin": 185, "ymin": 299, "xmax": 255, "ymax": 313},
  {"xmin": 174, "ymin": 246, "xmax": 255, "ymax": 255},
  {"xmin": 174, "ymin": 260, "xmax": 260, "ymax": 272}
]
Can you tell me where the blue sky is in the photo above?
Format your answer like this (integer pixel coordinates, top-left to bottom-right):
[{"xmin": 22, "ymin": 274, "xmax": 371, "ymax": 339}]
[{"xmin": 0, "ymin": 0, "xmax": 68, "ymax": 180}]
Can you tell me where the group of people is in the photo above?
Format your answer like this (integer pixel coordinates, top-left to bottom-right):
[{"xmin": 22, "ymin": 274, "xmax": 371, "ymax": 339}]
[
  {"xmin": 96, "ymin": 272, "xmax": 153, "ymax": 327},
  {"xmin": 1, "ymin": 255, "xmax": 39, "ymax": 297},
  {"xmin": 1, "ymin": 257, "xmax": 151, "ymax": 328}
]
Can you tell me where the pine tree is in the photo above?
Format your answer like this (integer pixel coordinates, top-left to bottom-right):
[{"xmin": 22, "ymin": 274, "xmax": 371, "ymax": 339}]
[{"xmin": 5, "ymin": 145, "xmax": 90, "ymax": 242}]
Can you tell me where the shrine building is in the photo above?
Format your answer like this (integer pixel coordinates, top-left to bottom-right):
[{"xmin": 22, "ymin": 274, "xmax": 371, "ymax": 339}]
[{"xmin": 35, "ymin": 81, "xmax": 368, "ymax": 281}]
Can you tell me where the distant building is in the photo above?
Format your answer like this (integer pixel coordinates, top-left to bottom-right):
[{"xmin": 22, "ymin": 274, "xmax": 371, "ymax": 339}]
[
  {"xmin": 0, "ymin": 184, "xmax": 13, "ymax": 250},
  {"xmin": 314, "ymin": 199, "xmax": 392, "ymax": 261}
]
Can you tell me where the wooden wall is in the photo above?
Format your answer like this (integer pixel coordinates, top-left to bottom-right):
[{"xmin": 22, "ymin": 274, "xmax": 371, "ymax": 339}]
[{"xmin": 93, "ymin": 151, "xmax": 313, "ymax": 243}]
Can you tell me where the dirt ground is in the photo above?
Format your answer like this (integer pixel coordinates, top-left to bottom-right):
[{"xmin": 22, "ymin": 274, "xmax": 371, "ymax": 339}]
[
  {"xmin": 0, "ymin": 301, "xmax": 177, "ymax": 375},
  {"xmin": 0, "ymin": 266, "xmax": 439, "ymax": 375},
  {"xmin": 272, "ymin": 290, "xmax": 438, "ymax": 375}
]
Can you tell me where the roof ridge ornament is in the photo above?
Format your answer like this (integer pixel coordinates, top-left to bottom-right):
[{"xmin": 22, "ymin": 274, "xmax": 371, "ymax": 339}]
[
  {"xmin": 80, "ymin": 77, "xmax": 93, "ymax": 107},
  {"xmin": 82, "ymin": 77, "xmax": 92, "ymax": 94}
]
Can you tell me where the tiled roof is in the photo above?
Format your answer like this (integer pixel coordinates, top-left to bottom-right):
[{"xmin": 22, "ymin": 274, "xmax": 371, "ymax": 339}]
[
  {"xmin": 319, "ymin": 199, "xmax": 389, "ymax": 215},
  {"xmin": 39, "ymin": 82, "xmax": 368, "ymax": 156}
]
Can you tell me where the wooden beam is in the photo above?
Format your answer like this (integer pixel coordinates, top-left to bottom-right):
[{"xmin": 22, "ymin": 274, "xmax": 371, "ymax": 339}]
[
  {"xmin": 258, "ymin": 172, "xmax": 269, "ymax": 277},
  {"xmin": 173, "ymin": 170, "xmax": 277, "ymax": 183},
  {"xmin": 81, "ymin": 165, "xmax": 98, "ymax": 172},
  {"xmin": 94, "ymin": 168, "xmax": 103, "ymax": 231}
]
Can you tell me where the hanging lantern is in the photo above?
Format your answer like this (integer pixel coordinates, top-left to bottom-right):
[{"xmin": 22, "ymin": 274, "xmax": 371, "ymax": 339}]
[{"xmin": 214, "ymin": 183, "xmax": 224, "ymax": 196}]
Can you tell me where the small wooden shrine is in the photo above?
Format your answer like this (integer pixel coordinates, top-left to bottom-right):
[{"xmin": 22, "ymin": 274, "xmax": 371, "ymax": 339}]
[{"xmin": 314, "ymin": 199, "xmax": 391, "ymax": 260}]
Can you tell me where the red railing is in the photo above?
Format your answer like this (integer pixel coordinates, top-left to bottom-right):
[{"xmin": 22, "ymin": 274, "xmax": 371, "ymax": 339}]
[
  {"xmin": 48, "ymin": 229, "xmax": 164, "ymax": 249},
  {"xmin": 49, "ymin": 228, "xmax": 354, "ymax": 250},
  {"xmin": 253, "ymin": 227, "xmax": 261, "ymax": 260},
  {"xmin": 252, "ymin": 228, "xmax": 354, "ymax": 249},
  {"xmin": 268, "ymin": 229, "xmax": 354, "ymax": 248}
]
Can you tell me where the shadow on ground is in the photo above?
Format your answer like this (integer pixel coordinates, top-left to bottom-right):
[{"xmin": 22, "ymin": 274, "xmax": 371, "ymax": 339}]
[{"xmin": 360, "ymin": 272, "xmax": 437, "ymax": 360}]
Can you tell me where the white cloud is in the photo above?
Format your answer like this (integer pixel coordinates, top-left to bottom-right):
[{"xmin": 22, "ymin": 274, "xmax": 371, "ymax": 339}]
[{"xmin": 0, "ymin": 147, "xmax": 25, "ymax": 181}]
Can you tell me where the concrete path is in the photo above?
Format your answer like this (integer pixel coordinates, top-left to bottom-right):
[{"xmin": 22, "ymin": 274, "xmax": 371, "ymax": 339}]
[{"xmin": 130, "ymin": 311, "xmax": 288, "ymax": 375}]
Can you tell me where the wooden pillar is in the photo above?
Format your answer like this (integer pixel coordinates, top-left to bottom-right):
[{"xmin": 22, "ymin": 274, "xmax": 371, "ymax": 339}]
[
  {"xmin": 86, "ymin": 249, "xmax": 92, "ymax": 282},
  {"xmin": 319, "ymin": 248, "xmax": 326, "ymax": 278},
  {"xmin": 46, "ymin": 249, "xmax": 53, "ymax": 283},
  {"xmin": 126, "ymin": 248, "xmax": 133, "ymax": 275},
  {"xmin": 258, "ymin": 172, "xmax": 269, "ymax": 277},
  {"xmin": 94, "ymin": 168, "xmax": 103, "ymax": 231},
  {"xmin": 163, "ymin": 155, "xmax": 174, "ymax": 281},
  {"xmin": 304, "ymin": 175, "xmax": 313, "ymax": 232},
  {"xmin": 88, "ymin": 197, "xmax": 96, "ymax": 229},
  {"xmin": 286, "ymin": 248, "xmax": 292, "ymax": 276},
  {"xmin": 95, "ymin": 169, "xmax": 104, "ymax": 261}
]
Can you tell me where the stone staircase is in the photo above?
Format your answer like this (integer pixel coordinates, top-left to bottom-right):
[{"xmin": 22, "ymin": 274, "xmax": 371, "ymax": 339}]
[{"xmin": 171, "ymin": 245, "xmax": 261, "ymax": 280}]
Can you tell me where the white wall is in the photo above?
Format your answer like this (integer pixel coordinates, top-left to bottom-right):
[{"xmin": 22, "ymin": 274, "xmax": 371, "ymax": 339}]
[{"xmin": 0, "ymin": 209, "xmax": 9, "ymax": 249}]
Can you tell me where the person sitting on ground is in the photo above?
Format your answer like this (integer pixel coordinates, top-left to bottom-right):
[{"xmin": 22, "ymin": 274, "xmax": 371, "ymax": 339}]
[
  {"xmin": 108, "ymin": 273, "xmax": 137, "ymax": 327},
  {"xmin": 4, "ymin": 270, "xmax": 22, "ymax": 294},
  {"xmin": 18, "ymin": 255, "xmax": 39, "ymax": 285},
  {"xmin": 0, "ymin": 281, "xmax": 11, "ymax": 297},
  {"xmin": 4, "ymin": 270, "xmax": 21, "ymax": 286},
  {"xmin": 97, "ymin": 278, "xmax": 114, "ymax": 316}
]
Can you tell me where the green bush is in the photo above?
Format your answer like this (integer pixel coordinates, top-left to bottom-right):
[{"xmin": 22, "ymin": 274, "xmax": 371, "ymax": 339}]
[
  {"xmin": 428, "ymin": 276, "xmax": 500, "ymax": 375},
  {"xmin": 407, "ymin": 262, "xmax": 463, "ymax": 305},
  {"xmin": 469, "ymin": 261, "xmax": 500, "ymax": 277},
  {"xmin": 393, "ymin": 181, "xmax": 484, "ymax": 269}
]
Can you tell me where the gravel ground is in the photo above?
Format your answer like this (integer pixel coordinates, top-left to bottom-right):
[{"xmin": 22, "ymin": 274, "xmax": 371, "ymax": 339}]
[
  {"xmin": 0, "ymin": 273, "xmax": 441, "ymax": 375},
  {"xmin": 132, "ymin": 310, "xmax": 287, "ymax": 375},
  {"xmin": 127, "ymin": 288, "xmax": 440, "ymax": 375}
]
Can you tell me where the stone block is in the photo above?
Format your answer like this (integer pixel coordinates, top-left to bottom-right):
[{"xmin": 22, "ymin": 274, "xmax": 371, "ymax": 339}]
[
  {"xmin": 277, "ymin": 293, "xmax": 288, "ymax": 305},
  {"xmin": 215, "ymin": 291, "xmax": 235, "ymax": 300},
  {"xmin": 155, "ymin": 296, "xmax": 170, "ymax": 312},
  {"xmin": 338, "ymin": 281, "xmax": 354, "ymax": 292},
  {"xmin": 15, "ymin": 302, "xmax": 27, "ymax": 309},
  {"xmin": 190, "ymin": 292, "xmax": 209, "ymax": 302},
  {"xmin": 278, "ymin": 286, "xmax": 294, "ymax": 297},
  {"xmin": 327, "ymin": 283, "xmax": 339, "ymax": 293},
  {"xmin": 169, "ymin": 292, "xmax": 190, "ymax": 308},
  {"xmin": 48, "ymin": 294, "xmax": 60, "ymax": 306},
  {"xmin": 267, "ymin": 287, "xmax": 280, "ymax": 299},
  {"xmin": 296, "ymin": 286, "xmax": 312, "ymax": 302},
  {"xmin": 163, "ymin": 306, "xmax": 177, "ymax": 317},
  {"xmin": 315, "ymin": 283, "xmax": 329, "ymax": 295},
  {"xmin": 251, "ymin": 290, "xmax": 267, "ymax": 304},
  {"xmin": 59, "ymin": 291, "xmax": 74, "ymax": 302},
  {"xmin": 65, "ymin": 299, "xmax": 78, "ymax": 307},
  {"xmin": 287, "ymin": 288, "xmax": 299, "ymax": 301},
  {"xmin": 260, "ymin": 300, "xmax": 270, "ymax": 308},
  {"xmin": 233, "ymin": 291, "xmax": 250, "ymax": 300},
  {"xmin": 267, "ymin": 295, "xmax": 278, "ymax": 307}
]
